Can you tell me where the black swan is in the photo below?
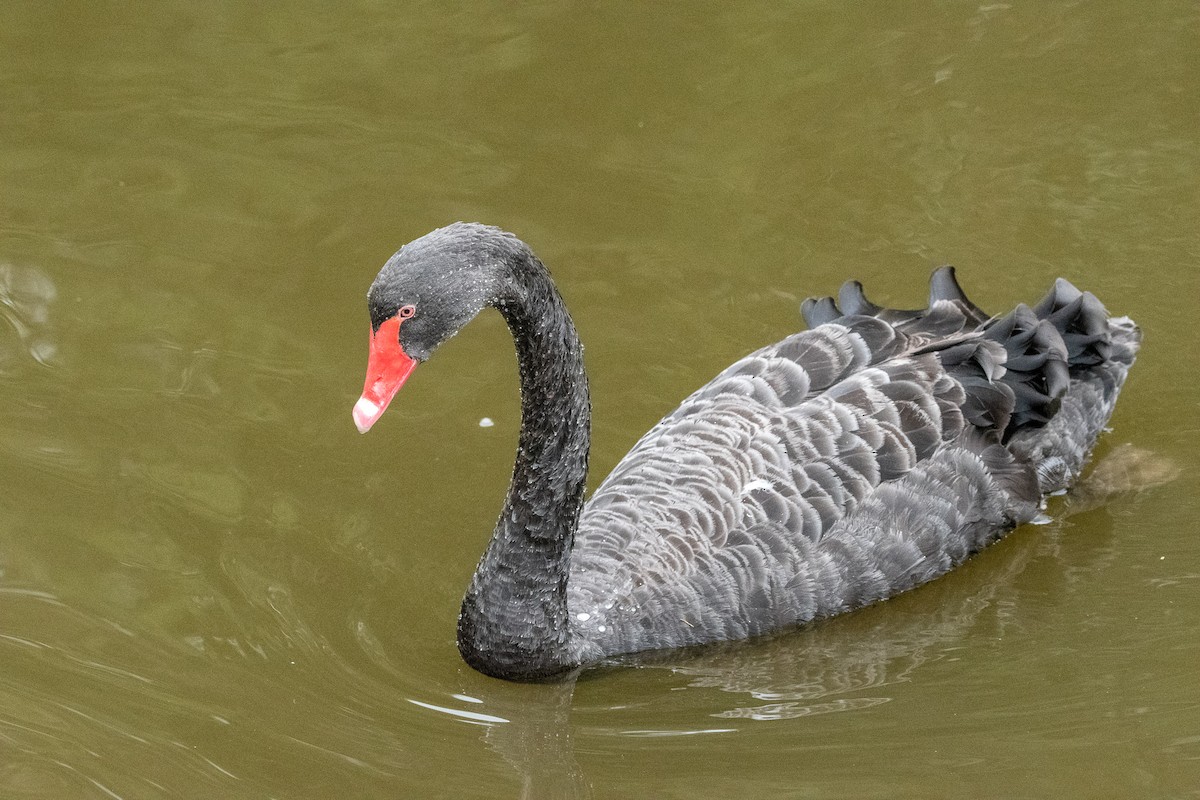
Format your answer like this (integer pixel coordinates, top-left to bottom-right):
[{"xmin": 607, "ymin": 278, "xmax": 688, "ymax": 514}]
[{"xmin": 353, "ymin": 222, "xmax": 1139, "ymax": 682}]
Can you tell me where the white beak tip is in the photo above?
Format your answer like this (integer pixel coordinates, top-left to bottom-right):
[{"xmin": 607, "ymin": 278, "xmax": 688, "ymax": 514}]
[{"xmin": 353, "ymin": 397, "xmax": 381, "ymax": 434}]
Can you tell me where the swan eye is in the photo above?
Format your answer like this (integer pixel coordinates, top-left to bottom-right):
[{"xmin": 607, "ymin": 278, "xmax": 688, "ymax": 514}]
[{"xmin": 398, "ymin": 304, "xmax": 416, "ymax": 320}]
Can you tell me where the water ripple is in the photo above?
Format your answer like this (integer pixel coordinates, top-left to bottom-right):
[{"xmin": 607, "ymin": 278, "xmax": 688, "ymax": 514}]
[{"xmin": 0, "ymin": 262, "xmax": 58, "ymax": 373}]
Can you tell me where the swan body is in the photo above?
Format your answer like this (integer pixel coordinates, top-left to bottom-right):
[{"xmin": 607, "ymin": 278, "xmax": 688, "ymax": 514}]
[{"xmin": 354, "ymin": 223, "xmax": 1139, "ymax": 681}]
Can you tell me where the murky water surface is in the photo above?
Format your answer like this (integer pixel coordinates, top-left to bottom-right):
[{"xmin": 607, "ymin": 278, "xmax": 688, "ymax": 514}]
[{"xmin": 2, "ymin": 3, "xmax": 1198, "ymax": 797}]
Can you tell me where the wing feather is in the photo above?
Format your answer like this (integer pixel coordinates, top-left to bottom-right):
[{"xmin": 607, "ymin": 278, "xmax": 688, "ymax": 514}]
[{"xmin": 567, "ymin": 273, "xmax": 1137, "ymax": 661}]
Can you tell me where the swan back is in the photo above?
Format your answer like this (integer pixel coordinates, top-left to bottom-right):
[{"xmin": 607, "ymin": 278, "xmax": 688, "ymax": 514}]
[{"xmin": 566, "ymin": 271, "xmax": 1138, "ymax": 662}]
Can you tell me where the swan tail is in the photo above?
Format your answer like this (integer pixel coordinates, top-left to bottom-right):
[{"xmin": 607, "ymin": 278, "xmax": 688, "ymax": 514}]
[
  {"xmin": 1003, "ymin": 280, "xmax": 1140, "ymax": 494},
  {"xmin": 932, "ymin": 277, "xmax": 1139, "ymax": 451},
  {"xmin": 802, "ymin": 269, "xmax": 1140, "ymax": 495},
  {"xmin": 1029, "ymin": 277, "xmax": 1140, "ymax": 372},
  {"xmin": 926, "ymin": 274, "xmax": 1140, "ymax": 495}
]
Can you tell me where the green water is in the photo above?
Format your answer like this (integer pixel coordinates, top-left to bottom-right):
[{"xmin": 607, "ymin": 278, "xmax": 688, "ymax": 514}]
[{"xmin": 2, "ymin": 3, "xmax": 1198, "ymax": 798}]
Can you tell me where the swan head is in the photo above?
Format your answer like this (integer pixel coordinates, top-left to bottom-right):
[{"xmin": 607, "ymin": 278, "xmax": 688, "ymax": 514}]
[{"xmin": 354, "ymin": 222, "xmax": 521, "ymax": 433}]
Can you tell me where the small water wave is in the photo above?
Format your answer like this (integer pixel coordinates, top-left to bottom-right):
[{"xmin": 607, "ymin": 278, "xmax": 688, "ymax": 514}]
[{"xmin": 0, "ymin": 261, "xmax": 58, "ymax": 374}]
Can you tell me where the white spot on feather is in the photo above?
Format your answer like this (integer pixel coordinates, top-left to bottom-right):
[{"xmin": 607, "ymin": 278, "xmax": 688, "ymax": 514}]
[{"xmin": 741, "ymin": 479, "xmax": 772, "ymax": 495}]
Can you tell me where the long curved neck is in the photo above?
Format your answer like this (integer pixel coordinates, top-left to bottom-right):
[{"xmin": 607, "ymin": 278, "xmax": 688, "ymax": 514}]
[{"xmin": 457, "ymin": 249, "xmax": 591, "ymax": 681}]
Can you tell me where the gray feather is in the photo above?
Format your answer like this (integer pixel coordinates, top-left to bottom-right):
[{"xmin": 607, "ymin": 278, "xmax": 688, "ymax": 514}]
[{"xmin": 566, "ymin": 274, "xmax": 1139, "ymax": 662}]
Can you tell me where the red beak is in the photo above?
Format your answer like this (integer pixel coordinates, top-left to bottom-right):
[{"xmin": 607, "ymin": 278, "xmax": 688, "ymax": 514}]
[{"xmin": 353, "ymin": 315, "xmax": 418, "ymax": 433}]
